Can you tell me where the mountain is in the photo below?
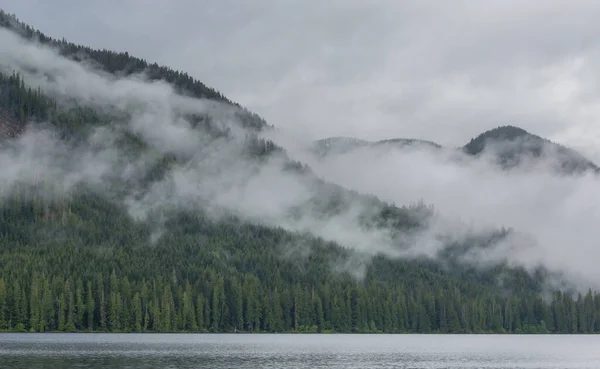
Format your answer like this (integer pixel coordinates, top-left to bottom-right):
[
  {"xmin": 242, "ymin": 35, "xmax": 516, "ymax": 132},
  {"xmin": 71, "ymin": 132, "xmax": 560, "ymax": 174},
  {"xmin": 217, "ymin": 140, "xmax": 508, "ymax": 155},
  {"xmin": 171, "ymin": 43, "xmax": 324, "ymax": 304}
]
[
  {"xmin": 0, "ymin": 10, "xmax": 597, "ymax": 335},
  {"xmin": 0, "ymin": 10, "xmax": 268, "ymax": 134},
  {"xmin": 463, "ymin": 125, "xmax": 599, "ymax": 173},
  {"xmin": 315, "ymin": 125, "xmax": 598, "ymax": 174},
  {"xmin": 463, "ymin": 125, "xmax": 537, "ymax": 155}
]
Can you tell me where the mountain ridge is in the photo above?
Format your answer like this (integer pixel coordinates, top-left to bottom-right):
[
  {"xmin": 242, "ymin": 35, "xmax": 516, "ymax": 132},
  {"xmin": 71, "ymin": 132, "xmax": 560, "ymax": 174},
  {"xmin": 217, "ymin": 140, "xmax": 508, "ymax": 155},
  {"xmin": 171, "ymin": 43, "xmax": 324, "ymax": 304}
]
[{"xmin": 315, "ymin": 125, "xmax": 599, "ymax": 174}]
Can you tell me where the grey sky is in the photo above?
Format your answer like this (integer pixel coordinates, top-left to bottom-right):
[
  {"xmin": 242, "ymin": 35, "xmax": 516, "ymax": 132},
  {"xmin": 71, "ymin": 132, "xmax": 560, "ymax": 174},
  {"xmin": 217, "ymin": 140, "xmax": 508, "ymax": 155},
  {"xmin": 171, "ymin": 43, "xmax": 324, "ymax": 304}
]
[{"xmin": 4, "ymin": 0, "xmax": 600, "ymax": 156}]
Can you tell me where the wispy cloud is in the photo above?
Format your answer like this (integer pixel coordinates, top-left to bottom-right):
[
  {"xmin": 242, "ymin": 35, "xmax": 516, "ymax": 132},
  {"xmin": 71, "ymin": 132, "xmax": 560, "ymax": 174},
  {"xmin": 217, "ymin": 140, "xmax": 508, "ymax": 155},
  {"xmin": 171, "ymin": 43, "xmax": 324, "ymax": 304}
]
[{"xmin": 2, "ymin": 6, "xmax": 600, "ymax": 291}]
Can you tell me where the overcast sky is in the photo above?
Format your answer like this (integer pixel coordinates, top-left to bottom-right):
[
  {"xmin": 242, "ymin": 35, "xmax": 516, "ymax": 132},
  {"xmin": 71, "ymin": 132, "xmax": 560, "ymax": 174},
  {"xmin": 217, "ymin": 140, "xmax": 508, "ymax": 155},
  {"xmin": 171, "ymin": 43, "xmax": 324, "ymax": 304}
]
[{"xmin": 4, "ymin": 0, "xmax": 600, "ymax": 155}]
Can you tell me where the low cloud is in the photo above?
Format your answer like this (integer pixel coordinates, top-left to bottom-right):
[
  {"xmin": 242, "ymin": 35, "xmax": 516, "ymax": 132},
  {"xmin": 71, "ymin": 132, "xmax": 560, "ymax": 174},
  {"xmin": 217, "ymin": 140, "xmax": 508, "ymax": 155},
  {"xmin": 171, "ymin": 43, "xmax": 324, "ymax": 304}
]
[
  {"xmin": 282, "ymin": 135, "xmax": 600, "ymax": 289},
  {"xmin": 2, "ymin": 22, "xmax": 600, "ymax": 292},
  {"xmin": 0, "ymin": 27, "xmax": 405, "ymax": 262}
]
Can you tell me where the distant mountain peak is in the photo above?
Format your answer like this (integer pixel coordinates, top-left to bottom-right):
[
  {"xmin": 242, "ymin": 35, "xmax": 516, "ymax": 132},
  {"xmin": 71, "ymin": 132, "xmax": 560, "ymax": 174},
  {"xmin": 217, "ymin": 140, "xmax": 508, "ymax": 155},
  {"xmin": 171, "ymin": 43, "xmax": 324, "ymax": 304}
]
[
  {"xmin": 485, "ymin": 125, "xmax": 531, "ymax": 137},
  {"xmin": 463, "ymin": 125, "xmax": 598, "ymax": 173},
  {"xmin": 463, "ymin": 125, "xmax": 535, "ymax": 156}
]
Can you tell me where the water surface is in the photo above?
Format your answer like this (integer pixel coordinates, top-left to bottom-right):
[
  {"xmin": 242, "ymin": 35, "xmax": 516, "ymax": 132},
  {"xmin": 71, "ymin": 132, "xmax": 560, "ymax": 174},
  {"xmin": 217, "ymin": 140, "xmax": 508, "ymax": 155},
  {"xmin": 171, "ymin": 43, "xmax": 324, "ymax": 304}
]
[{"xmin": 1, "ymin": 333, "xmax": 599, "ymax": 368}]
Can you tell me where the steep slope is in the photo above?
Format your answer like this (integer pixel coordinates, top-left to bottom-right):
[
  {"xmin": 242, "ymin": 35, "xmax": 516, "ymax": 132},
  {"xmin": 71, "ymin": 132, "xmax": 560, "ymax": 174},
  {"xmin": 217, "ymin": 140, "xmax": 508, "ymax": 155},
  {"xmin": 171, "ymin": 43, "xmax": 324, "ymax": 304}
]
[
  {"xmin": 0, "ymin": 10, "xmax": 596, "ymax": 335},
  {"xmin": 0, "ymin": 9, "xmax": 268, "ymax": 132}
]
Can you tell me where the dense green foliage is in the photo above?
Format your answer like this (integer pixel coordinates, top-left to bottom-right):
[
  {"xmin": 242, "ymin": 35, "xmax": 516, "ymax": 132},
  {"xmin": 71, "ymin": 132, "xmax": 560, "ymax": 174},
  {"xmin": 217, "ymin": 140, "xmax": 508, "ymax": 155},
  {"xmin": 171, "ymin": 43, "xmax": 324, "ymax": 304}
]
[
  {"xmin": 1, "ymin": 9, "xmax": 599, "ymax": 335},
  {"xmin": 2, "ymin": 198, "xmax": 600, "ymax": 335}
]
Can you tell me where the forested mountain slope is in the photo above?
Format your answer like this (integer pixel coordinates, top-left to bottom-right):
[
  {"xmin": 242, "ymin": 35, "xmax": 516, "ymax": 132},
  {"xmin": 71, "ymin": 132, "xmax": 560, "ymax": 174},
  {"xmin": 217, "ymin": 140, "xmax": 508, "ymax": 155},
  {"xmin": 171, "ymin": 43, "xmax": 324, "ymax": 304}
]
[
  {"xmin": 0, "ymin": 10, "xmax": 267, "ymax": 132},
  {"xmin": 0, "ymin": 10, "xmax": 599, "ymax": 335}
]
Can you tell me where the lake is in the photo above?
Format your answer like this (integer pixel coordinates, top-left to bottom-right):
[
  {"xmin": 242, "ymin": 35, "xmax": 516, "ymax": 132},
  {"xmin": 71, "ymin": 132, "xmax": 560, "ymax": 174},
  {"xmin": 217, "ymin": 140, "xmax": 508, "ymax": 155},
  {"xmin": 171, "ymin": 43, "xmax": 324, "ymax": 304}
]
[{"xmin": 1, "ymin": 333, "xmax": 599, "ymax": 368}]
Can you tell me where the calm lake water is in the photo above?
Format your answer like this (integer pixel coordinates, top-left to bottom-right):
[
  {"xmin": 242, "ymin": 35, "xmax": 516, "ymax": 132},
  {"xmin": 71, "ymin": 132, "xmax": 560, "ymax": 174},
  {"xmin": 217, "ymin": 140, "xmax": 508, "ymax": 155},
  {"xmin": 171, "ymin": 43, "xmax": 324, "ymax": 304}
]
[{"xmin": 1, "ymin": 333, "xmax": 599, "ymax": 368}]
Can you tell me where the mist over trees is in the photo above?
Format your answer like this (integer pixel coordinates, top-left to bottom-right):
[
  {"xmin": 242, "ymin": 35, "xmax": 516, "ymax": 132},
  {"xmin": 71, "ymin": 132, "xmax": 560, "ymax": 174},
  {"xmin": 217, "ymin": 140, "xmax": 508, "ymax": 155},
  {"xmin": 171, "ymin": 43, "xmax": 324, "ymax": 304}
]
[{"xmin": 1, "ymin": 9, "xmax": 600, "ymax": 334}]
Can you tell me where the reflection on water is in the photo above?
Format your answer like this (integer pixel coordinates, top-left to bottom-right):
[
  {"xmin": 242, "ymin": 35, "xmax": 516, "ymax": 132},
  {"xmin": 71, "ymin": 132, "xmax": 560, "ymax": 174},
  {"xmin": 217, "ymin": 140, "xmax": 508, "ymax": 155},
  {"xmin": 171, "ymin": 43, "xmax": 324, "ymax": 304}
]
[{"xmin": 1, "ymin": 333, "xmax": 599, "ymax": 368}]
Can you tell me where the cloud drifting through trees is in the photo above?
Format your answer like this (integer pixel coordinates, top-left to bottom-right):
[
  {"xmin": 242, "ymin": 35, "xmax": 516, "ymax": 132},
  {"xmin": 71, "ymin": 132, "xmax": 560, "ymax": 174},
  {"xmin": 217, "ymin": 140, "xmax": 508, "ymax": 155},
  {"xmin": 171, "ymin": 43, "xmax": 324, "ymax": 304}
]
[{"xmin": 2, "ymin": 7, "xmax": 600, "ymax": 292}]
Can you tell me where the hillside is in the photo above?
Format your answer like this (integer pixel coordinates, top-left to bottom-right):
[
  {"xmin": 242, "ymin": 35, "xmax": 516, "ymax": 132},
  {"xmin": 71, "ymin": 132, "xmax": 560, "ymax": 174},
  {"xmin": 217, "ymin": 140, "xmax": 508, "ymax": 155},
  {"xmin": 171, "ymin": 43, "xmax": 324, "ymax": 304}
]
[
  {"xmin": 0, "ymin": 10, "xmax": 598, "ymax": 335},
  {"xmin": 0, "ymin": 10, "xmax": 268, "ymax": 133}
]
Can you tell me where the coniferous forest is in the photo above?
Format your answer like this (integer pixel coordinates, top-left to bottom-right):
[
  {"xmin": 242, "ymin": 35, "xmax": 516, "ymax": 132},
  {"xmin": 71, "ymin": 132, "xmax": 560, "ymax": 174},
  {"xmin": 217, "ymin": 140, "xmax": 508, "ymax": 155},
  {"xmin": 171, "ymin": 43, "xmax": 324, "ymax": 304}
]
[{"xmin": 1, "ymin": 10, "xmax": 600, "ymax": 335}]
